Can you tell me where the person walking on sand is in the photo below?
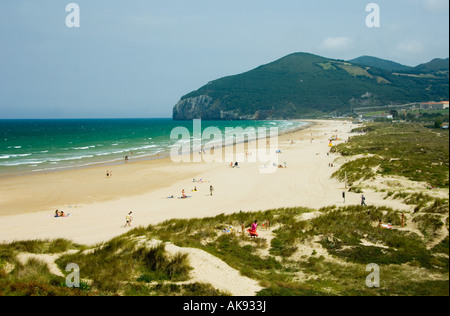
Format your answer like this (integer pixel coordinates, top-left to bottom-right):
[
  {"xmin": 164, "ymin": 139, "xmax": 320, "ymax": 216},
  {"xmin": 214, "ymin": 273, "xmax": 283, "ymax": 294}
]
[
  {"xmin": 361, "ymin": 194, "xmax": 367, "ymax": 206},
  {"xmin": 342, "ymin": 191, "xmax": 346, "ymax": 203},
  {"xmin": 210, "ymin": 185, "xmax": 214, "ymax": 196},
  {"xmin": 124, "ymin": 211, "xmax": 133, "ymax": 227}
]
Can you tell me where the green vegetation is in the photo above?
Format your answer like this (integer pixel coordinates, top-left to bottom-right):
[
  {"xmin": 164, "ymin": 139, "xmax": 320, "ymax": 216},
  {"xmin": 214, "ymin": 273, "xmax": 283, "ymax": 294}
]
[
  {"xmin": 0, "ymin": 240, "xmax": 88, "ymax": 296},
  {"xmin": 331, "ymin": 122, "xmax": 449, "ymax": 188},
  {"xmin": 356, "ymin": 108, "xmax": 449, "ymax": 126},
  {"xmin": 1, "ymin": 203, "xmax": 448, "ymax": 296},
  {"xmin": 173, "ymin": 53, "xmax": 449, "ymax": 120},
  {"xmin": 349, "ymin": 56, "xmax": 449, "ymax": 74},
  {"xmin": 55, "ymin": 237, "xmax": 194, "ymax": 294},
  {"xmin": 0, "ymin": 236, "xmax": 226, "ymax": 296},
  {"xmin": 349, "ymin": 56, "xmax": 414, "ymax": 72}
]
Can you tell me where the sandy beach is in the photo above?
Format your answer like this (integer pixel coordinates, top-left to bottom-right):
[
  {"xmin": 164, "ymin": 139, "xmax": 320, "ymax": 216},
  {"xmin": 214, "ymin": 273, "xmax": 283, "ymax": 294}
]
[{"xmin": 0, "ymin": 119, "xmax": 410, "ymax": 245}]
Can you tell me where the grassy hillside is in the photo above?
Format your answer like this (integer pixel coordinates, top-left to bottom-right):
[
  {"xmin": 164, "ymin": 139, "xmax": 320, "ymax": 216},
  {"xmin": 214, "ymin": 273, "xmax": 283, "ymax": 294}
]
[
  {"xmin": 331, "ymin": 123, "xmax": 449, "ymax": 188},
  {"xmin": 1, "ymin": 203, "xmax": 448, "ymax": 296},
  {"xmin": 349, "ymin": 56, "xmax": 413, "ymax": 72},
  {"xmin": 174, "ymin": 53, "xmax": 449, "ymax": 120},
  {"xmin": 413, "ymin": 58, "xmax": 450, "ymax": 74}
]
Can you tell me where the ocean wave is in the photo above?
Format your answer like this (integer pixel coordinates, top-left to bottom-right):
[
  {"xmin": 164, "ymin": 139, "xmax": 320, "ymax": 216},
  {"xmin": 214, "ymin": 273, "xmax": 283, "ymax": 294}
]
[
  {"xmin": 73, "ymin": 145, "xmax": 96, "ymax": 150},
  {"xmin": 0, "ymin": 159, "xmax": 46, "ymax": 167},
  {"xmin": 128, "ymin": 144, "xmax": 158, "ymax": 151},
  {"xmin": 48, "ymin": 155, "xmax": 94, "ymax": 162}
]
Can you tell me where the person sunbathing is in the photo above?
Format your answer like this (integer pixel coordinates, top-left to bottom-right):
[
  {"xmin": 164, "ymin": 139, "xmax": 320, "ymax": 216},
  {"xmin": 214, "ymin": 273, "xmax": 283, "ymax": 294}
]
[{"xmin": 55, "ymin": 210, "xmax": 69, "ymax": 217}]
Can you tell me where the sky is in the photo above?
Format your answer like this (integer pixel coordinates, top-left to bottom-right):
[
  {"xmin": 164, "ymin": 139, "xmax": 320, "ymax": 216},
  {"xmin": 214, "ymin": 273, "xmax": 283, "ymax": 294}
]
[{"xmin": 0, "ymin": 0, "xmax": 448, "ymax": 119}]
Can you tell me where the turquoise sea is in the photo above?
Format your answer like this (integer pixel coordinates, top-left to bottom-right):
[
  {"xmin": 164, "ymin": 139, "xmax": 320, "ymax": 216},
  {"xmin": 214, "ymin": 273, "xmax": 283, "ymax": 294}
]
[{"xmin": 0, "ymin": 118, "xmax": 306, "ymax": 177}]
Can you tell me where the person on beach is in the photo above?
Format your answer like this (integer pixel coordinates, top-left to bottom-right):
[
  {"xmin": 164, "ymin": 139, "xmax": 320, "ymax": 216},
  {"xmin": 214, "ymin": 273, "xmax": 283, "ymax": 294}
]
[
  {"xmin": 247, "ymin": 220, "xmax": 259, "ymax": 237},
  {"xmin": 342, "ymin": 191, "xmax": 346, "ymax": 203},
  {"xmin": 124, "ymin": 211, "xmax": 133, "ymax": 227},
  {"xmin": 182, "ymin": 189, "xmax": 187, "ymax": 198},
  {"xmin": 361, "ymin": 195, "xmax": 367, "ymax": 206},
  {"xmin": 55, "ymin": 209, "xmax": 71, "ymax": 217},
  {"xmin": 210, "ymin": 185, "xmax": 214, "ymax": 196},
  {"xmin": 265, "ymin": 219, "xmax": 270, "ymax": 230}
]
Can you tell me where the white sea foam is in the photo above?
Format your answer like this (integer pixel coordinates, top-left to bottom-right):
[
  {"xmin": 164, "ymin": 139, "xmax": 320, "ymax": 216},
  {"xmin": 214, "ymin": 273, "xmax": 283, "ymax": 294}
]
[
  {"xmin": 1, "ymin": 119, "xmax": 307, "ymax": 175},
  {"xmin": 48, "ymin": 155, "xmax": 94, "ymax": 162}
]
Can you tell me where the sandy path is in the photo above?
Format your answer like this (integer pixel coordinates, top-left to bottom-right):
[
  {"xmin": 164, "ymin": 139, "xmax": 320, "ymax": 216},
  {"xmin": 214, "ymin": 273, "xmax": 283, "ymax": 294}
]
[
  {"xmin": 16, "ymin": 250, "xmax": 78, "ymax": 277},
  {"xmin": 165, "ymin": 242, "xmax": 263, "ymax": 296}
]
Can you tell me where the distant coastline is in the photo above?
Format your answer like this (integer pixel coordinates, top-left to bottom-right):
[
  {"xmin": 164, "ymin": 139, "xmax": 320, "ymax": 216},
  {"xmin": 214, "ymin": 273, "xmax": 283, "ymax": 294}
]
[{"xmin": 0, "ymin": 118, "xmax": 307, "ymax": 179}]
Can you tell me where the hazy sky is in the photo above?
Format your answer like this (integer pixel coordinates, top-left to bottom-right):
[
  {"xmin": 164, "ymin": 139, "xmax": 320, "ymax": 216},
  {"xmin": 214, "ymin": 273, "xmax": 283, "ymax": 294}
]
[{"xmin": 0, "ymin": 0, "xmax": 448, "ymax": 119}]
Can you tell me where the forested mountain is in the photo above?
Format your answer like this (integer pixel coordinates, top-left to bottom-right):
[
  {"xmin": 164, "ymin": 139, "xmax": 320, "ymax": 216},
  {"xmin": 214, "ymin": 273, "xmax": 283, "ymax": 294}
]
[{"xmin": 173, "ymin": 53, "xmax": 449, "ymax": 120}]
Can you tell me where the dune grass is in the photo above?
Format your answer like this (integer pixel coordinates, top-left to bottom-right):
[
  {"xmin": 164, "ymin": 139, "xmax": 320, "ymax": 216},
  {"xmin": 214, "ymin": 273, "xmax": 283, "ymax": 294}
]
[
  {"xmin": 134, "ymin": 204, "xmax": 448, "ymax": 296},
  {"xmin": 1, "ymin": 203, "xmax": 448, "ymax": 296},
  {"xmin": 332, "ymin": 122, "xmax": 449, "ymax": 188}
]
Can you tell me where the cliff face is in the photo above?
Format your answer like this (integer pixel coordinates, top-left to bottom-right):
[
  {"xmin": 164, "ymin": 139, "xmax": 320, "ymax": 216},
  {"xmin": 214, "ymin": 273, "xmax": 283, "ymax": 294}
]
[
  {"xmin": 172, "ymin": 95, "xmax": 216, "ymax": 120},
  {"xmin": 173, "ymin": 95, "xmax": 269, "ymax": 120}
]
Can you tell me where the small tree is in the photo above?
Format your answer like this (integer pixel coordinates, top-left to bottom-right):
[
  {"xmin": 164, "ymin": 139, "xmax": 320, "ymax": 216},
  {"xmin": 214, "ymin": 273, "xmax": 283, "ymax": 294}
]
[{"xmin": 434, "ymin": 118, "xmax": 443, "ymax": 129}]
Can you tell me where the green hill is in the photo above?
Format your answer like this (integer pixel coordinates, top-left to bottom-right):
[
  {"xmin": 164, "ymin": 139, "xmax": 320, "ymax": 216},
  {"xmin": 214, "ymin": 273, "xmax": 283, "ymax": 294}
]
[
  {"xmin": 413, "ymin": 58, "xmax": 449, "ymax": 73},
  {"xmin": 173, "ymin": 53, "xmax": 449, "ymax": 120},
  {"xmin": 348, "ymin": 56, "xmax": 413, "ymax": 72}
]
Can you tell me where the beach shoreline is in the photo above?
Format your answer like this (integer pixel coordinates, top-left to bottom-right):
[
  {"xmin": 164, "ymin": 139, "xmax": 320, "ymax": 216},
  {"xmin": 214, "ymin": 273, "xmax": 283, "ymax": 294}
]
[
  {"xmin": 0, "ymin": 119, "xmax": 310, "ymax": 180},
  {"xmin": 0, "ymin": 118, "xmax": 387, "ymax": 245},
  {"xmin": 0, "ymin": 119, "xmax": 313, "ymax": 215}
]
